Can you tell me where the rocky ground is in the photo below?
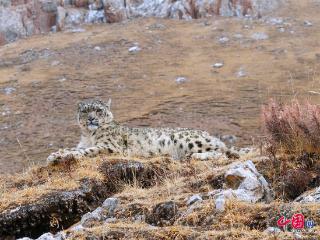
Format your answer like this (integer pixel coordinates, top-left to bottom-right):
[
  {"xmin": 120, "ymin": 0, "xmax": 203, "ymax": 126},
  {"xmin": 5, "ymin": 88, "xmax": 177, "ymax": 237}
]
[{"xmin": 0, "ymin": 149, "xmax": 319, "ymax": 239}]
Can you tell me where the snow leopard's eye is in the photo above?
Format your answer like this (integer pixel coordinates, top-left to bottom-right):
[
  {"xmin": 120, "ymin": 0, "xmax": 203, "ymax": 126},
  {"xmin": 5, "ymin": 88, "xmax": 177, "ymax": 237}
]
[{"xmin": 96, "ymin": 108, "xmax": 104, "ymax": 116}]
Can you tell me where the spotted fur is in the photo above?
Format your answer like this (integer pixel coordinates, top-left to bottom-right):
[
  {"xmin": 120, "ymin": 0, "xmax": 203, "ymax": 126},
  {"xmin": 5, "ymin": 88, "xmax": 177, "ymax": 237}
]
[{"xmin": 47, "ymin": 99, "xmax": 227, "ymax": 164}]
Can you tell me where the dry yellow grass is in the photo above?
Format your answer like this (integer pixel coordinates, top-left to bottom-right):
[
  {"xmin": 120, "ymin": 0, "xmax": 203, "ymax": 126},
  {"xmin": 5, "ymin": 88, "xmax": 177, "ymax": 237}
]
[{"xmin": 1, "ymin": 149, "xmax": 319, "ymax": 239}]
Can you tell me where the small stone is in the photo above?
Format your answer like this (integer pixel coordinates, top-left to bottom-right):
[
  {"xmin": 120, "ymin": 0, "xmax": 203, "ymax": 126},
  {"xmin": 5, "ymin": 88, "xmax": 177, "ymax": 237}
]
[
  {"xmin": 3, "ymin": 87, "xmax": 16, "ymax": 95},
  {"xmin": 94, "ymin": 46, "xmax": 101, "ymax": 51},
  {"xmin": 51, "ymin": 60, "xmax": 60, "ymax": 66},
  {"xmin": 58, "ymin": 77, "xmax": 67, "ymax": 82},
  {"xmin": 237, "ymin": 67, "xmax": 246, "ymax": 77},
  {"xmin": 175, "ymin": 76, "xmax": 187, "ymax": 84},
  {"xmin": 215, "ymin": 197, "xmax": 225, "ymax": 212},
  {"xmin": 212, "ymin": 62, "xmax": 224, "ymax": 68},
  {"xmin": 35, "ymin": 232, "xmax": 65, "ymax": 240},
  {"xmin": 294, "ymin": 232, "xmax": 303, "ymax": 239},
  {"xmin": 218, "ymin": 36, "xmax": 229, "ymax": 44},
  {"xmin": 102, "ymin": 197, "xmax": 119, "ymax": 215},
  {"xmin": 128, "ymin": 46, "xmax": 141, "ymax": 53},
  {"xmin": 304, "ymin": 20, "xmax": 313, "ymax": 27},
  {"xmin": 267, "ymin": 17, "xmax": 283, "ymax": 25},
  {"xmin": 251, "ymin": 32, "xmax": 269, "ymax": 40},
  {"xmin": 264, "ymin": 227, "xmax": 281, "ymax": 234},
  {"xmin": 187, "ymin": 194, "xmax": 202, "ymax": 205}
]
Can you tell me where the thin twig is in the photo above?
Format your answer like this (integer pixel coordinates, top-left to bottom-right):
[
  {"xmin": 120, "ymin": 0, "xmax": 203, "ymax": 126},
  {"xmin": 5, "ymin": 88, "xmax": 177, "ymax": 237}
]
[{"xmin": 16, "ymin": 137, "xmax": 32, "ymax": 166}]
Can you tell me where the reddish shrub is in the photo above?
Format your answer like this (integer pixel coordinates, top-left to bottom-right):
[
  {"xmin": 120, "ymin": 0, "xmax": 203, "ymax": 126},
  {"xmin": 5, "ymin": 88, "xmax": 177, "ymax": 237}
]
[{"xmin": 262, "ymin": 99, "xmax": 320, "ymax": 154}]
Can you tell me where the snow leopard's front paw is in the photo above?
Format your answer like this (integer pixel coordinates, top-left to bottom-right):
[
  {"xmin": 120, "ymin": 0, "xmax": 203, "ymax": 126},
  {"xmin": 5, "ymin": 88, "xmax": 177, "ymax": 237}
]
[{"xmin": 47, "ymin": 149, "xmax": 79, "ymax": 165}]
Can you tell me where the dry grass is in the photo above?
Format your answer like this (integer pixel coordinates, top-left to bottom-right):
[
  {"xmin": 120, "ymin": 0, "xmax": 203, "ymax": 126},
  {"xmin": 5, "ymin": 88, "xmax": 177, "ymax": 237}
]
[
  {"xmin": 1, "ymin": 150, "xmax": 320, "ymax": 239},
  {"xmin": 66, "ymin": 201, "xmax": 320, "ymax": 239},
  {"xmin": 261, "ymin": 99, "xmax": 320, "ymax": 200},
  {"xmin": 262, "ymin": 99, "xmax": 320, "ymax": 154},
  {"xmin": 0, "ymin": 155, "xmax": 106, "ymax": 211},
  {"xmin": 0, "ymin": 152, "xmax": 242, "ymax": 212}
]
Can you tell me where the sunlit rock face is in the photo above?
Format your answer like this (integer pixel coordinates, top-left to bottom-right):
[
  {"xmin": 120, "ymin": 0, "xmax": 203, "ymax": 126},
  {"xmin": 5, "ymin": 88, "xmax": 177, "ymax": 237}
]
[{"xmin": 0, "ymin": 0, "xmax": 283, "ymax": 45}]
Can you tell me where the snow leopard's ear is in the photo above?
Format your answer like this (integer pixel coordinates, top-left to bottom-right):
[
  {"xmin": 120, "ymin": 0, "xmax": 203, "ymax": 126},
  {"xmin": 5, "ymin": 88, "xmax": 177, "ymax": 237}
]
[{"xmin": 105, "ymin": 98, "xmax": 112, "ymax": 109}]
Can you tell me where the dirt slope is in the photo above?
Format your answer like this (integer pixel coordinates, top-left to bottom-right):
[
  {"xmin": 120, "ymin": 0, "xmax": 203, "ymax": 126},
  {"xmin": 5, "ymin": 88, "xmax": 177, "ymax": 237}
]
[{"xmin": 1, "ymin": 0, "xmax": 320, "ymax": 174}]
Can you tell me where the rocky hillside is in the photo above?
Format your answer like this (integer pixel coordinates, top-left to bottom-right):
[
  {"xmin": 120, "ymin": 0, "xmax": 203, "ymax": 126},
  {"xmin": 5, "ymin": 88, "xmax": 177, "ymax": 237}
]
[
  {"xmin": 1, "ymin": 149, "xmax": 319, "ymax": 239},
  {"xmin": 0, "ymin": 0, "xmax": 284, "ymax": 44}
]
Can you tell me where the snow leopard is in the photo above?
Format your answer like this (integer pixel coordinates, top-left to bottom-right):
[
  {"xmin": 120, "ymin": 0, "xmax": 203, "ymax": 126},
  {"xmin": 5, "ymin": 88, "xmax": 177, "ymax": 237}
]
[{"xmin": 47, "ymin": 99, "xmax": 227, "ymax": 164}]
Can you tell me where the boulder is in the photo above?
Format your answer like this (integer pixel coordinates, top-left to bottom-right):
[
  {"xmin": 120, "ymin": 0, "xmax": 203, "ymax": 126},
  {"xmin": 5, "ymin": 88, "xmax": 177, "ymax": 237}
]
[
  {"xmin": 85, "ymin": 9, "xmax": 106, "ymax": 23},
  {"xmin": 209, "ymin": 160, "xmax": 272, "ymax": 211},
  {"xmin": 102, "ymin": 197, "xmax": 119, "ymax": 216},
  {"xmin": 295, "ymin": 186, "xmax": 320, "ymax": 203},
  {"xmin": 0, "ymin": 8, "xmax": 26, "ymax": 43}
]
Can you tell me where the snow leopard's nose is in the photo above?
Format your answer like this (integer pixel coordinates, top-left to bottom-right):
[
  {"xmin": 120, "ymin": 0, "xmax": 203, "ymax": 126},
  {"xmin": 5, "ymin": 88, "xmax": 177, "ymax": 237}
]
[{"xmin": 88, "ymin": 116, "xmax": 95, "ymax": 122}]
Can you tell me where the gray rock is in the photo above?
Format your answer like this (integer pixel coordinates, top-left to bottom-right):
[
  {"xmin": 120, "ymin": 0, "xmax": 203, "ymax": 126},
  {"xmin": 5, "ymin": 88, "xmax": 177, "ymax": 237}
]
[
  {"xmin": 264, "ymin": 227, "xmax": 281, "ymax": 234},
  {"xmin": 218, "ymin": 36, "xmax": 230, "ymax": 44},
  {"xmin": 38, "ymin": 232, "xmax": 64, "ymax": 240},
  {"xmin": 3, "ymin": 87, "xmax": 16, "ymax": 95},
  {"xmin": 295, "ymin": 186, "xmax": 320, "ymax": 203},
  {"xmin": 210, "ymin": 161, "xmax": 272, "ymax": 211},
  {"xmin": 85, "ymin": 10, "xmax": 106, "ymax": 23},
  {"xmin": 266, "ymin": 17, "xmax": 283, "ymax": 25},
  {"xmin": 304, "ymin": 20, "xmax": 313, "ymax": 27},
  {"xmin": 128, "ymin": 46, "xmax": 141, "ymax": 53},
  {"xmin": 81, "ymin": 207, "xmax": 104, "ymax": 227},
  {"xmin": 64, "ymin": 8, "xmax": 87, "ymax": 27},
  {"xmin": 102, "ymin": 197, "xmax": 119, "ymax": 215},
  {"xmin": 0, "ymin": 8, "xmax": 26, "ymax": 43},
  {"xmin": 237, "ymin": 67, "xmax": 247, "ymax": 77},
  {"xmin": 175, "ymin": 76, "xmax": 187, "ymax": 84},
  {"xmin": 251, "ymin": 32, "xmax": 269, "ymax": 40},
  {"xmin": 212, "ymin": 62, "xmax": 224, "ymax": 68},
  {"xmin": 215, "ymin": 197, "xmax": 226, "ymax": 212},
  {"xmin": 187, "ymin": 194, "xmax": 202, "ymax": 205},
  {"xmin": 20, "ymin": 232, "xmax": 65, "ymax": 240}
]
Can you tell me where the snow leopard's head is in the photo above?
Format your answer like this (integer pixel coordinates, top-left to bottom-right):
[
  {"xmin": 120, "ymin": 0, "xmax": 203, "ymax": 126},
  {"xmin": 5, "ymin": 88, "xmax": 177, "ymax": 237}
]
[{"xmin": 77, "ymin": 99, "xmax": 113, "ymax": 131}]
